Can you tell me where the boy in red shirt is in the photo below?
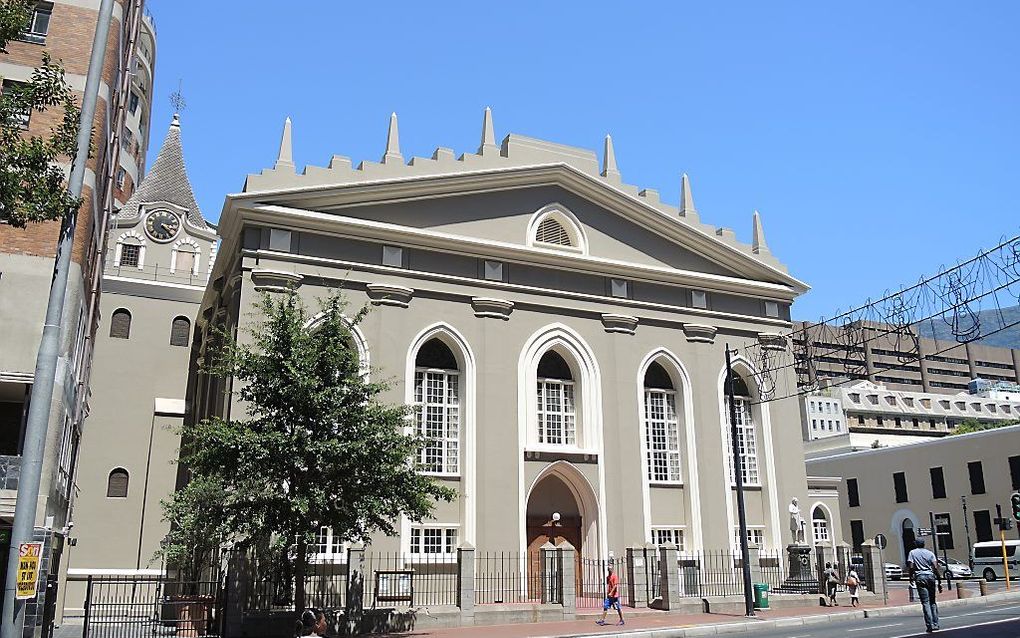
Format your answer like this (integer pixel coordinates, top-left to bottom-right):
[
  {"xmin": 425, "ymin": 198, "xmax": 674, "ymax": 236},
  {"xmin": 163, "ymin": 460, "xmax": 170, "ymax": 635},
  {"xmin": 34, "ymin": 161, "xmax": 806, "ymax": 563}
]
[{"xmin": 596, "ymin": 565, "xmax": 624, "ymax": 626}]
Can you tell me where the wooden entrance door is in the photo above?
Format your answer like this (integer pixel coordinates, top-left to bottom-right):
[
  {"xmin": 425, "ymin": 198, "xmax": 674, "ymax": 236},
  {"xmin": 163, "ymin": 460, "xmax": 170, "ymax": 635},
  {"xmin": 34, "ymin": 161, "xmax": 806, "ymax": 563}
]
[{"xmin": 526, "ymin": 518, "xmax": 582, "ymax": 600}]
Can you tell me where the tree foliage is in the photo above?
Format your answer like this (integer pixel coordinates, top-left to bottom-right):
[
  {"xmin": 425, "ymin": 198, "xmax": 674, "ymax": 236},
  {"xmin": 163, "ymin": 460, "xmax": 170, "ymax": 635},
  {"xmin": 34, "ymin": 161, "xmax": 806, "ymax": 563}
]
[
  {"xmin": 0, "ymin": 0, "xmax": 82, "ymax": 227},
  {"xmin": 949, "ymin": 418, "xmax": 1019, "ymax": 436},
  {"xmin": 162, "ymin": 291, "xmax": 455, "ymax": 605}
]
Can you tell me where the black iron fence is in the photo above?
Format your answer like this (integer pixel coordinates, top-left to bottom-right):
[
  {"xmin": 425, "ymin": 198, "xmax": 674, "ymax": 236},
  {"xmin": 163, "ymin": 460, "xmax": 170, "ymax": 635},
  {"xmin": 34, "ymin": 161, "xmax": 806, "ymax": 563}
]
[
  {"xmin": 360, "ymin": 553, "xmax": 458, "ymax": 609},
  {"xmin": 83, "ymin": 574, "xmax": 225, "ymax": 638},
  {"xmin": 577, "ymin": 556, "xmax": 630, "ymax": 608},
  {"xmin": 475, "ymin": 552, "xmax": 546, "ymax": 604}
]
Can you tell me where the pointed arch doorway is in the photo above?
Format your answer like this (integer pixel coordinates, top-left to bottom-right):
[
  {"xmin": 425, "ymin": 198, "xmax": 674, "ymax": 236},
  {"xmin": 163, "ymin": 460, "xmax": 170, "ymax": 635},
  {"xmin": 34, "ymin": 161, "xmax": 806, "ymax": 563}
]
[{"xmin": 525, "ymin": 463, "xmax": 599, "ymax": 597}]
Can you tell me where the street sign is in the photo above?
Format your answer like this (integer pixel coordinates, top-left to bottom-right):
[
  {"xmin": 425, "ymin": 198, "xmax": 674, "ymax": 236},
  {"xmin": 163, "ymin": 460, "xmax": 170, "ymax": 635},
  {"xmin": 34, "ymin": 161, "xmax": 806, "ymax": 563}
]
[
  {"xmin": 917, "ymin": 528, "xmax": 933, "ymax": 537},
  {"xmin": 875, "ymin": 533, "xmax": 888, "ymax": 550},
  {"xmin": 1011, "ymin": 492, "xmax": 1020, "ymax": 522},
  {"xmin": 15, "ymin": 542, "xmax": 42, "ymax": 600}
]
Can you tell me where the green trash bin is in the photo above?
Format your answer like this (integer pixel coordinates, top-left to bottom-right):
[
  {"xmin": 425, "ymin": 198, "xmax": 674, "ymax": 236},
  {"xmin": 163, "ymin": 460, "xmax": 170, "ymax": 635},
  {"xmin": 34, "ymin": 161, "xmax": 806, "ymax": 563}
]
[{"xmin": 753, "ymin": 583, "xmax": 770, "ymax": 609}]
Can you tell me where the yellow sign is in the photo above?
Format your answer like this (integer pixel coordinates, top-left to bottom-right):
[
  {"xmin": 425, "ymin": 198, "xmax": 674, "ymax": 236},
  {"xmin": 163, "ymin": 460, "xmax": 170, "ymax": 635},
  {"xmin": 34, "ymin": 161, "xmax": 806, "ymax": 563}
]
[{"xmin": 15, "ymin": 542, "xmax": 42, "ymax": 600}]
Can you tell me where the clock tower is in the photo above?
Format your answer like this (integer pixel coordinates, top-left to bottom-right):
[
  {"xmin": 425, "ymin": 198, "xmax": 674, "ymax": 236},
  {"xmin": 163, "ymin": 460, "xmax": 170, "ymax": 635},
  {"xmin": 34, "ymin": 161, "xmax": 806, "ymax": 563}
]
[{"xmin": 61, "ymin": 114, "xmax": 216, "ymax": 615}]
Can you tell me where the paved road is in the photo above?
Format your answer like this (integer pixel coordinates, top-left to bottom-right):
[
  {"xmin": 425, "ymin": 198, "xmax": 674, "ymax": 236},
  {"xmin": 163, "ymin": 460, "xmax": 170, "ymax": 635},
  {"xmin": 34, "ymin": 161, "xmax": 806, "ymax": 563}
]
[{"xmin": 746, "ymin": 600, "xmax": 1020, "ymax": 638}]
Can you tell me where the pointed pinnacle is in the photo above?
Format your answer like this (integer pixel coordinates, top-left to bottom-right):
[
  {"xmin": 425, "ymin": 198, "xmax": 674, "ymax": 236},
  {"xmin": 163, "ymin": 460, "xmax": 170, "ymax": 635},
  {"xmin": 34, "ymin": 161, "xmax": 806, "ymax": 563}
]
[
  {"xmin": 679, "ymin": 173, "xmax": 697, "ymax": 218},
  {"xmin": 274, "ymin": 116, "xmax": 294, "ymax": 171},
  {"xmin": 383, "ymin": 112, "xmax": 403, "ymax": 164},
  {"xmin": 601, "ymin": 135, "xmax": 620, "ymax": 181},
  {"xmin": 478, "ymin": 106, "xmax": 497, "ymax": 155},
  {"xmin": 752, "ymin": 209, "xmax": 770, "ymax": 254}
]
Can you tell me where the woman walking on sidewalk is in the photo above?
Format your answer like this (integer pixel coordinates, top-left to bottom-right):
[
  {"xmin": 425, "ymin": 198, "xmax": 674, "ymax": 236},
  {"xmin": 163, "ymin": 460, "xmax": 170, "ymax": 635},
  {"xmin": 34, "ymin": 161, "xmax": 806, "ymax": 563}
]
[
  {"xmin": 596, "ymin": 565, "xmax": 624, "ymax": 626},
  {"xmin": 823, "ymin": 562, "xmax": 840, "ymax": 607},
  {"xmin": 846, "ymin": 567, "xmax": 861, "ymax": 607}
]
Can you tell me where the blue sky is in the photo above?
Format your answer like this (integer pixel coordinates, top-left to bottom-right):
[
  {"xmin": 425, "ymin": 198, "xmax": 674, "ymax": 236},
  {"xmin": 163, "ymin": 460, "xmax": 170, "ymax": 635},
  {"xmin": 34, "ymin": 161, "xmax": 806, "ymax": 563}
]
[{"xmin": 145, "ymin": 1, "xmax": 1019, "ymax": 320}]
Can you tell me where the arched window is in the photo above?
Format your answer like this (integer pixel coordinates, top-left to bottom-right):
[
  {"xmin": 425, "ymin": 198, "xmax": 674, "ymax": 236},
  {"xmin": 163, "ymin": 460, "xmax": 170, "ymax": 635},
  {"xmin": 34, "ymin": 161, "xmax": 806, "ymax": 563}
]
[
  {"xmin": 414, "ymin": 339, "xmax": 460, "ymax": 474},
  {"xmin": 812, "ymin": 507, "xmax": 830, "ymax": 543},
  {"xmin": 107, "ymin": 468, "xmax": 129, "ymax": 497},
  {"xmin": 535, "ymin": 217, "xmax": 572, "ymax": 246},
  {"xmin": 170, "ymin": 316, "xmax": 190, "ymax": 347},
  {"xmin": 110, "ymin": 309, "xmax": 132, "ymax": 339},
  {"xmin": 724, "ymin": 372, "xmax": 759, "ymax": 485},
  {"xmin": 537, "ymin": 351, "xmax": 575, "ymax": 446},
  {"xmin": 644, "ymin": 362, "xmax": 681, "ymax": 483}
]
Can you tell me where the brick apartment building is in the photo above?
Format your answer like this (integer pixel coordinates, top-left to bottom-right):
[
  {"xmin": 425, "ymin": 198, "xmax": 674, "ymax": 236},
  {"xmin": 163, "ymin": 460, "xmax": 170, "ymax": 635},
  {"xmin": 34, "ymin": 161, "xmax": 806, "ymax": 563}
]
[{"xmin": 0, "ymin": 2, "xmax": 154, "ymax": 633}]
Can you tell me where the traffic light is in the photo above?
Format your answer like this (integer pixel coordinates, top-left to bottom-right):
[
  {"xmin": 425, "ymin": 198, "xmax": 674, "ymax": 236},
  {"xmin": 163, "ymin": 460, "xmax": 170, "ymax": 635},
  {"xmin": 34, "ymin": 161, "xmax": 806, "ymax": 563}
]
[{"xmin": 1012, "ymin": 492, "xmax": 1020, "ymax": 522}]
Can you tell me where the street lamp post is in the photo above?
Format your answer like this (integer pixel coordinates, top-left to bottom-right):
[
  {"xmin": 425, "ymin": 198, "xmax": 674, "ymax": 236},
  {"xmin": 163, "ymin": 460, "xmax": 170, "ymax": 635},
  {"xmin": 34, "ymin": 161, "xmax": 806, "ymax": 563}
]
[{"xmin": 725, "ymin": 345, "xmax": 755, "ymax": 617}]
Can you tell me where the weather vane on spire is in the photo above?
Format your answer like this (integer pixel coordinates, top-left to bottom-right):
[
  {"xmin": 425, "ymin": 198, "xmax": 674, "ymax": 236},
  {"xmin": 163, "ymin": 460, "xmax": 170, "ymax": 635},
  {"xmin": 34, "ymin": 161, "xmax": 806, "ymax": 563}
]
[{"xmin": 169, "ymin": 79, "xmax": 186, "ymax": 116}]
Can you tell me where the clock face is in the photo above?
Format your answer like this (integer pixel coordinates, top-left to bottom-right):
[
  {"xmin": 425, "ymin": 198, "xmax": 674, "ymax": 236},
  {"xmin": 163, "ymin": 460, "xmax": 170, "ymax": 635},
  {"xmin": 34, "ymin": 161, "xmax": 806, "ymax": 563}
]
[{"xmin": 145, "ymin": 210, "xmax": 180, "ymax": 242}]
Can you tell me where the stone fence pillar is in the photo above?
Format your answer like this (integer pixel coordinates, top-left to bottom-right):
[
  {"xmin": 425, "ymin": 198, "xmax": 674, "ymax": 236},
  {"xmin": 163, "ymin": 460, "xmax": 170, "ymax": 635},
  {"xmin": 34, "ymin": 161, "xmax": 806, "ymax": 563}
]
[
  {"xmin": 747, "ymin": 543, "xmax": 763, "ymax": 587},
  {"xmin": 860, "ymin": 541, "xmax": 885, "ymax": 599},
  {"xmin": 559, "ymin": 541, "xmax": 577, "ymax": 618},
  {"xmin": 658, "ymin": 543, "xmax": 681, "ymax": 610},
  {"xmin": 626, "ymin": 546, "xmax": 647, "ymax": 607},
  {"xmin": 343, "ymin": 545, "xmax": 365, "ymax": 637},
  {"xmin": 457, "ymin": 543, "xmax": 475, "ymax": 625}
]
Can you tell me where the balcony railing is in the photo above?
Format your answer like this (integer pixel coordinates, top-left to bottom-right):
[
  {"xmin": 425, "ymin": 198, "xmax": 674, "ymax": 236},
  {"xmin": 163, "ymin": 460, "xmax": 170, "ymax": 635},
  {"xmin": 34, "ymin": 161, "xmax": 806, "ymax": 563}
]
[{"xmin": 104, "ymin": 262, "xmax": 209, "ymax": 287}]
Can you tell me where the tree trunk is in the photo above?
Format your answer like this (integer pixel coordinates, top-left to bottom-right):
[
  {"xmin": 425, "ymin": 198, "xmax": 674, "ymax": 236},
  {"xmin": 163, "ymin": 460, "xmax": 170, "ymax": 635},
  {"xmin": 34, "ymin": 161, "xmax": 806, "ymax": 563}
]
[{"xmin": 295, "ymin": 539, "xmax": 307, "ymax": 614}]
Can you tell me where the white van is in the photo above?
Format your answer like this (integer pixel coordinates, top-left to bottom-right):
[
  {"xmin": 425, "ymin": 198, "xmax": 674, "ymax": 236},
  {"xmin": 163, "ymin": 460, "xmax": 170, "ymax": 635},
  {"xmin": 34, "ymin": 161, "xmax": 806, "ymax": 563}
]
[{"xmin": 972, "ymin": 540, "xmax": 1020, "ymax": 581}]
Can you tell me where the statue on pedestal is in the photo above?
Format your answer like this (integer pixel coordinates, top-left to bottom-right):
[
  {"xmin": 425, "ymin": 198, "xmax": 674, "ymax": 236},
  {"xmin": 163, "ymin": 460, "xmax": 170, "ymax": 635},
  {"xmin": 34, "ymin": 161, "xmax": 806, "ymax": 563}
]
[{"xmin": 789, "ymin": 497, "xmax": 806, "ymax": 545}]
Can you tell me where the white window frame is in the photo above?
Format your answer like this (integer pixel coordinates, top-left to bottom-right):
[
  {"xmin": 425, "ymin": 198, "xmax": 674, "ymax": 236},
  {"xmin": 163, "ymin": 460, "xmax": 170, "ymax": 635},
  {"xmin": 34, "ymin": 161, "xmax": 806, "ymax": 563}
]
[
  {"xmin": 311, "ymin": 526, "xmax": 348, "ymax": 563},
  {"xmin": 537, "ymin": 378, "xmax": 576, "ymax": 446},
  {"xmin": 651, "ymin": 527, "xmax": 685, "ymax": 551},
  {"xmin": 414, "ymin": 368, "xmax": 460, "ymax": 475},
  {"xmin": 644, "ymin": 388, "xmax": 681, "ymax": 483},
  {"xmin": 725, "ymin": 396, "xmax": 760, "ymax": 486},
  {"xmin": 409, "ymin": 525, "xmax": 458, "ymax": 561},
  {"xmin": 733, "ymin": 526, "xmax": 765, "ymax": 550},
  {"xmin": 813, "ymin": 517, "xmax": 830, "ymax": 543}
]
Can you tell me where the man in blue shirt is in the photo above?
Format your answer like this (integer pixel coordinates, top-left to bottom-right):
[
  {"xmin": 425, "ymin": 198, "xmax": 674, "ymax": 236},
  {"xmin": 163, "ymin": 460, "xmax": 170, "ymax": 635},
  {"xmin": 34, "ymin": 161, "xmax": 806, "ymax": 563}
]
[{"xmin": 908, "ymin": 538, "xmax": 943, "ymax": 633}]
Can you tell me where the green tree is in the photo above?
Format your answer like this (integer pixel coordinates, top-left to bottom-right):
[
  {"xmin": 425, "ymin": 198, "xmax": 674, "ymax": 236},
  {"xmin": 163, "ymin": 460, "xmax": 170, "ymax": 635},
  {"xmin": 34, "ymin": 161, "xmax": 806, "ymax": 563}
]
[
  {"xmin": 0, "ymin": 0, "xmax": 82, "ymax": 227},
  {"xmin": 163, "ymin": 290, "xmax": 455, "ymax": 610},
  {"xmin": 950, "ymin": 418, "xmax": 1019, "ymax": 436}
]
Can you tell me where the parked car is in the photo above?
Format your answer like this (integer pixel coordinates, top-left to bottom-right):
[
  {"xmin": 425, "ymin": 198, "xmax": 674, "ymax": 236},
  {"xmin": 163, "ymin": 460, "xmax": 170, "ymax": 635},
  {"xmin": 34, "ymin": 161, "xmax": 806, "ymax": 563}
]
[
  {"xmin": 938, "ymin": 558, "xmax": 972, "ymax": 579},
  {"xmin": 885, "ymin": 563, "xmax": 902, "ymax": 580},
  {"xmin": 973, "ymin": 540, "xmax": 1020, "ymax": 582}
]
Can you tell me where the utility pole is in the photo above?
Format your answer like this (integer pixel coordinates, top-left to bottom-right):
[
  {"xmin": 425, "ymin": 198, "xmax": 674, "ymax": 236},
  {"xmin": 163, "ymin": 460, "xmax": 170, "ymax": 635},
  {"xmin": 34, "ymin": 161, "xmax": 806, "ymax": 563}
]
[
  {"xmin": 995, "ymin": 504, "xmax": 1012, "ymax": 591},
  {"xmin": 0, "ymin": 2, "xmax": 114, "ymax": 636},
  {"xmin": 725, "ymin": 346, "xmax": 755, "ymax": 617}
]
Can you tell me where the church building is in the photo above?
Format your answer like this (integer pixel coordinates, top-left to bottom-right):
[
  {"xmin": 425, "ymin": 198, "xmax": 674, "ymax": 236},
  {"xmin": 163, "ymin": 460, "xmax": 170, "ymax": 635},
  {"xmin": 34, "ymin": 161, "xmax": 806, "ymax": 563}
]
[{"xmin": 194, "ymin": 110, "xmax": 813, "ymax": 563}]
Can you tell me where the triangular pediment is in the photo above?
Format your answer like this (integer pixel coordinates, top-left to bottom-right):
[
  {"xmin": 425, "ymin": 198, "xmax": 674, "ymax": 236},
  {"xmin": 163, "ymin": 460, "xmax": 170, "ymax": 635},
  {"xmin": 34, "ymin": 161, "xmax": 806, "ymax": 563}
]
[{"xmin": 242, "ymin": 164, "xmax": 807, "ymax": 294}]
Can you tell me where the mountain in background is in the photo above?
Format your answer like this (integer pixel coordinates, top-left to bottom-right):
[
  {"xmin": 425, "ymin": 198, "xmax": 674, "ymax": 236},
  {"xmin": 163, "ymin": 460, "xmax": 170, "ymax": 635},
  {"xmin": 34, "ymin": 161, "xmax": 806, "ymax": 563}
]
[{"xmin": 917, "ymin": 305, "xmax": 1020, "ymax": 349}]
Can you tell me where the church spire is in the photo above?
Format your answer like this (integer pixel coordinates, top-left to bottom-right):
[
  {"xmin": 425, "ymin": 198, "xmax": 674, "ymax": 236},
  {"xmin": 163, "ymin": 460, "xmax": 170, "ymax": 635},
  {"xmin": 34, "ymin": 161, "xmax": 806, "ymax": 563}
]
[
  {"xmin": 752, "ymin": 209, "xmax": 770, "ymax": 254},
  {"xmin": 601, "ymin": 135, "xmax": 620, "ymax": 182},
  {"xmin": 679, "ymin": 173, "xmax": 698, "ymax": 219},
  {"xmin": 478, "ymin": 106, "xmax": 497, "ymax": 155},
  {"xmin": 116, "ymin": 114, "xmax": 208, "ymax": 229},
  {"xmin": 274, "ymin": 117, "xmax": 294, "ymax": 171},
  {"xmin": 382, "ymin": 112, "xmax": 403, "ymax": 164}
]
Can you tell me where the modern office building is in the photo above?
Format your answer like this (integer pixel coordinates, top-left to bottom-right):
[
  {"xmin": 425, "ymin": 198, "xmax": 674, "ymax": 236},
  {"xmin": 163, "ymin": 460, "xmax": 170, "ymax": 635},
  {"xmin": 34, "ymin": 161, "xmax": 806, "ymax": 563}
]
[
  {"xmin": 192, "ymin": 109, "xmax": 815, "ymax": 567},
  {"xmin": 793, "ymin": 321, "xmax": 1020, "ymax": 395},
  {"xmin": 802, "ymin": 380, "xmax": 1020, "ymax": 456},
  {"xmin": 806, "ymin": 424, "xmax": 1020, "ymax": 570},
  {"xmin": 0, "ymin": 1, "xmax": 154, "ymax": 632},
  {"xmin": 58, "ymin": 115, "xmax": 215, "ymax": 618}
]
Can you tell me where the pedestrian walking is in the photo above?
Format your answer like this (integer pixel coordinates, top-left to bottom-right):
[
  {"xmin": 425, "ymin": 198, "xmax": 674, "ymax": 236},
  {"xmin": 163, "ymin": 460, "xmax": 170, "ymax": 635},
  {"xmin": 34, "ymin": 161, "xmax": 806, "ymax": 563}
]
[
  {"xmin": 823, "ymin": 562, "xmax": 840, "ymax": 606},
  {"xmin": 596, "ymin": 565, "xmax": 624, "ymax": 626},
  {"xmin": 295, "ymin": 608, "xmax": 328, "ymax": 636},
  {"xmin": 908, "ymin": 538, "xmax": 943, "ymax": 633},
  {"xmin": 846, "ymin": 567, "xmax": 861, "ymax": 607}
]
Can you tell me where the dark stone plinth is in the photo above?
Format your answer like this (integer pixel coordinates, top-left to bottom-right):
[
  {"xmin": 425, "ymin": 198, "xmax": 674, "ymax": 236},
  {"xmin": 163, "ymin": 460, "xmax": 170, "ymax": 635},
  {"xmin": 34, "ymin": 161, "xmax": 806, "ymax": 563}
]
[{"xmin": 775, "ymin": 544, "xmax": 819, "ymax": 594}]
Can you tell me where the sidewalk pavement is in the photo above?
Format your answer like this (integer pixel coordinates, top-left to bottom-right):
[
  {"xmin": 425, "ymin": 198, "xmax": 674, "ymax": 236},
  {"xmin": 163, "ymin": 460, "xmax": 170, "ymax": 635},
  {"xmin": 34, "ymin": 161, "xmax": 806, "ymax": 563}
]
[{"xmin": 384, "ymin": 585, "xmax": 1020, "ymax": 638}]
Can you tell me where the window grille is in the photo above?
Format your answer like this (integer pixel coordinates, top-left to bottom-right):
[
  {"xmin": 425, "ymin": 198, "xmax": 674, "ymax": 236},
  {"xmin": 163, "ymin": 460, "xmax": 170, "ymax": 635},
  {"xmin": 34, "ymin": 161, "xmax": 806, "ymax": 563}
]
[
  {"xmin": 535, "ymin": 217, "xmax": 572, "ymax": 246},
  {"xmin": 120, "ymin": 243, "xmax": 141, "ymax": 267},
  {"xmin": 170, "ymin": 317, "xmax": 190, "ymax": 347},
  {"xmin": 645, "ymin": 389, "xmax": 681, "ymax": 482},
  {"xmin": 110, "ymin": 309, "xmax": 131, "ymax": 339},
  {"xmin": 724, "ymin": 396, "xmax": 759, "ymax": 485},
  {"xmin": 107, "ymin": 468, "xmax": 129, "ymax": 497}
]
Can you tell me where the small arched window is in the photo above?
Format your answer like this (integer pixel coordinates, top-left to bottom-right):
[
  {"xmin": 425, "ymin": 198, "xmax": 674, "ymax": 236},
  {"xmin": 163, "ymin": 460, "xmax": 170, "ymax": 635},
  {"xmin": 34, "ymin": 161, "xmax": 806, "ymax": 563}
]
[
  {"xmin": 413, "ymin": 339, "xmax": 460, "ymax": 474},
  {"xmin": 537, "ymin": 351, "xmax": 575, "ymax": 446},
  {"xmin": 107, "ymin": 468, "xmax": 129, "ymax": 498},
  {"xmin": 812, "ymin": 507, "xmax": 830, "ymax": 543},
  {"xmin": 170, "ymin": 316, "xmax": 190, "ymax": 347},
  {"xmin": 535, "ymin": 217, "xmax": 573, "ymax": 247},
  {"xmin": 110, "ymin": 309, "xmax": 132, "ymax": 339}
]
